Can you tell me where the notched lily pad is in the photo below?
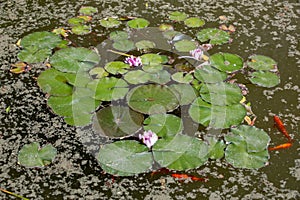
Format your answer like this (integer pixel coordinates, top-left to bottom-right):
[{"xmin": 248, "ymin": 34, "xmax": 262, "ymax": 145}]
[
  {"xmin": 194, "ymin": 65, "xmax": 227, "ymax": 83},
  {"xmin": 184, "ymin": 17, "xmax": 205, "ymax": 28},
  {"xmin": 169, "ymin": 11, "xmax": 188, "ymax": 21},
  {"xmin": 171, "ymin": 72, "xmax": 194, "ymax": 83},
  {"xmin": 247, "ymin": 55, "xmax": 277, "ymax": 70},
  {"xmin": 196, "ymin": 28, "xmax": 230, "ymax": 45},
  {"xmin": 210, "ymin": 53, "xmax": 243, "ymax": 72},
  {"xmin": 100, "ymin": 17, "xmax": 121, "ymax": 28},
  {"xmin": 205, "ymin": 136, "xmax": 226, "ymax": 159},
  {"xmin": 135, "ymin": 40, "xmax": 156, "ymax": 50},
  {"xmin": 174, "ymin": 40, "xmax": 197, "ymax": 52},
  {"xmin": 124, "ymin": 70, "xmax": 151, "ymax": 84},
  {"xmin": 170, "ymin": 84, "xmax": 198, "ymax": 105},
  {"xmin": 127, "ymin": 18, "xmax": 150, "ymax": 29},
  {"xmin": 18, "ymin": 142, "xmax": 57, "ymax": 168},
  {"xmin": 248, "ymin": 71, "xmax": 280, "ymax": 88},
  {"xmin": 104, "ymin": 61, "xmax": 130, "ymax": 75},
  {"xmin": 79, "ymin": 6, "xmax": 98, "ymax": 15},
  {"xmin": 113, "ymin": 39, "xmax": 135, "ymax": 52},
  {"xmin": 72, "ymin": 25, "xmax": 91, "ymax": 35},
  {"xmin": 109, "ymin": 31, "xmax": 128, "ymax": 41},
  {"xmin": 93, "ymin": 106, "xmax": 144, "ymax": 138}
]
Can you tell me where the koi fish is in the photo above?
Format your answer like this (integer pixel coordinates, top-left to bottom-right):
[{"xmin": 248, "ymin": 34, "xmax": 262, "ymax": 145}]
[
  {"xmin": 268, "ymin": 142, "xmax": 292, "ymax": 151},
  {"xmin": 171, "ymin": 173, "xmax": 207, "ymax": 182},
  {"xmin": 273, "ymin": 115, "xmax": 292, "ymax": 142}
]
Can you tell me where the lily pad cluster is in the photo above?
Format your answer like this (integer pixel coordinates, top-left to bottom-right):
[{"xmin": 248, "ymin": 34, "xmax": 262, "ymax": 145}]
[{"xmin": 15, "ymin": 9, "xmax": 279, "ymax": 174}]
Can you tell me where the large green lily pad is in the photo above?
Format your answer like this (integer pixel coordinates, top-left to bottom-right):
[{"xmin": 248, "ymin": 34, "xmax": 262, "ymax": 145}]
[
  {"xmin": 97, "ymin": 140, "xmax": 152, "ymax": 176},
  {"xmin": 170, "ymin": 84, "xmax": 198, "ymax": 105},
  {"xmin": 18, "ymin": 142, "xmax": 57, "ymax": 168},
  {"xmin": 194, "ymin": 65, "xmax": 227, "ymax": 83},
  {"xmin": 171, "ymin": 72, "xmax": 194, "ymax": 83},
  {"xmin": 248, "ymin": 71, "xmax": 280, "ymax": 88},
  {"xmin": 200, "ymin": 82, "xmax": 243, "ymax": 106},
  {"xmin": 143, "ymin": 114, "xmax": 183, "ymax": 138},
  {"xmin": 18, "ymin": 47, "xmax": 52, "ymax": 63},
  {"xmin": 93, "ymin": 106, "xmax": 144, "ymax": 138},
  {"xmin": 210, "ymin": 53, "xmax": 243, "ymax": 72},
  {"xmin": 205, "ymin": 136, "xmax": 226, "ymax": 160},
  {"xmin": 189, "ymin": 97, "xmax": 246, "ymax": 129},
  {"xmin": 247, "ymin": 55, "xmax": 277, "ymax": 70},
  {"xmin": 124, "ymin": 70, "xmax": 151, "ymax": 84},
  {"xmin": 20, "ymin": 31, "xmax": 62, "ymax": 49},
  {"xmin": 196, "ymin": 28, "xmax": 230, "ymax": 45},
  {"xmin": 50, "ymin": 47, "xmax": 100, "ymax": 73},
  {"xmin": 104, "ymin": 61, "xmax": 130, "ymax": 75},
  {"xmin": 148, "ymin": 70, "xmax": 171, "ymax": 84},
  {"xmin": 127, "ymin": 85, "xmax": 179, "ymax": 115},
  {"xmin": 87, "ymin": 77, "xmax": 129, "ymax": 101}
]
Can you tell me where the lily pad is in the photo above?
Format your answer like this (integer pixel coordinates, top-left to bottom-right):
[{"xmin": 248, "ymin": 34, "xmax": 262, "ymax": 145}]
[
  {"xmin": 135, "ymin": 40, "xmax": 156, "ymax": 50},
  {"xmin": 64, "ymin": 112, "xmax": 94, "ymax": 126},
  {"xmin": 18, "ymin": 47, "xmax": 52, "ymax": 63},
  {"xmin": 247, "ymin": 55, "xmax": 277, "ymax": 70},
  {"xmin": 87, "ymin": 77, "xmax": 129, "ymax": 101},
  {"xmin": 79, "ymin": 6, "xmax": 98, "ymax": 15},
  {"xmin": 18, "ymin": 142, "xmax": 57, "ymax": 168},
  {"xmin": 50, "ymin": 47, "xmax": 100, "ymax": 73},
  {"xmin": 170, "ymin": 84, "xmax": 198, "ymax": 105},
  {"xmin": 168, "ymin": 11, "xmax": 188, "ymax": 21},
  {"xmin": 153, "ymin": 135, "xmax": 208, "ymax": 170},
  {"xmin": 104, "ymin": 61, "xmax": 130, "ymax": 75},
  {"xmin": 158, "ymin": 24, "xmax": 174, "ymax": 31},
  {"xmin": 97, "ymin": 140, "xmax": 152, "ymax": 176},
  {"xmin": 141, "ymin": 53, "xmax": 165, "ymax": 66},
  {"xmin": 196, "ymin": 28, "xmax": 230, "ymax": 45},
  {"xmin": 127, "ymin": 84, "xmax": 179, "ymax": 115},
  {"xmin": 148, "ymin": 70, "xmax": 171, "ymax": 84},
  {"xmin": 248, "ymin": 71, "xmax": 280, "ymax": 88},
  {"xmin": 89, "ymin": 67, "xmax": 109, "ymax": 79},
  {"xmin": 210, "ymin": 53, "xmax": 243, "ymax": 72},
  {"xmin": 184, "ymin": 17, "xmax": 205, "ymax": 28},
  {"xmin": 100, "ymin": 17, "xmax": 121, "ymax": 28},
  {"xmin": 127, "ymin": 18, "xmax": 150, "ymax": 29},
  {"xmin": 64, "ymin": 71, "xmax": 92, "ymax": 87},
  {"xmin": 194, "ymin": 65, "xmax": 227, "ymax": 83},
  {"xmin": 143, "ymin": 114, "xmax": 183, "ymax": 138},
  {"xmin": 205, "ymin": 136, "xmax": 226, "ymax": 159},
  {"xmin": 68, "ymin": 17, "xmax": 85, "ymax": 26},
  {"xmin": 189, "ymin": 97, "xmax": 246, "ymax": 129},
  {"xmin": 171, "ymin": 72, "xmax": 194, "ymax": 83},
  {"xmin": 93, "ymin": 106, "xmax": 144, "ymax": 138},
  {"xmin": 37, "ymin": 68, "xmax": 73, "ymax": 96},
  {"xmin": 20, "ymin": 31, "xmax": 62, "ymax": 49},
  {"xmin": 200, "ymin": 82, "xmax": 243, "ymax": 106},
  {"xmin": 174, "ymin": 40, "xmax": 197, "ymax": 52},
  {"xmin": 72, "ymin": 25, "xmax": 91, "ymax": 35},
  {"xmin": 113, "ymin": 39, "xmax": 135, "ymax": 52},
  {"xmin": 124, "ymin": 70, "xmax": 151, "ymax": 84},
  {"xmin": 109, "ymin": 31, "xmax": 128, "ymax": 41}
]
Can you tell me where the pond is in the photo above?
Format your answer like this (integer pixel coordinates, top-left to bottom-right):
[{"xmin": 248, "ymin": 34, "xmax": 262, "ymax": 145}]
[{"xmin": 0, "ymin": 0, "xmax": 299, "ymax": 199}]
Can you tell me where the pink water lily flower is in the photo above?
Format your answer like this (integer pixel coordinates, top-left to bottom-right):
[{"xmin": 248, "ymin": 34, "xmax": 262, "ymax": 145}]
[
  {"xmin": 139, "ymin": 130, "xmax": 158, "ymax": 149},
  {"xmin": 190, "ymin": 48, "xmax": 203, "ymax": 61},
  {"xmin": 125, "ymin": 56, "xmax": 142, "ymax": 67}
]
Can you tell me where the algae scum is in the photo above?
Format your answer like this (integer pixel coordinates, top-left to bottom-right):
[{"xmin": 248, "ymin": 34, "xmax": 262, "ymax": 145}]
[{"xmin": 0, "ymin": 0, "xmax": 299, "ymax": 199}]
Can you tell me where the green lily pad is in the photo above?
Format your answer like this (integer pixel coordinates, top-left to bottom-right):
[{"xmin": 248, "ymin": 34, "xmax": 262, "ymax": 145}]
[
  {"xmin": 104, "ymin": 61, "xmax": 130, "ymax": 75},
  {"xmin": 113, "ymin": 39, "xmax": 135, "ymax": 51},
  {"xmin": 200, "ymin": 82, "xmax": 243, "ymax": 106},
  {"xmin": 93, "ymin": 106, "xmax": 144, "ymax": 138},
  {"xmin": 87, "ymin": 77, "xmax": 129, "ymax": 101},
  {"xmin": 205, "ymin": 136, "xmax": 226, "ymax": 159},
  {"xmin": 174, "ymin": 40, "xmax": 197, "ymax": 52},
  {"xmin": 135, "ymin": 40, "xmax": 156, "ymax": 50},
  {"xmin": 248, "ymin": 71, "xmax": 280, "ymax": 88},
  {"xmin": 64, "ymin": 71, "xmax": 92, "ymax": 87},
  {"xmin": 109, "ymin": 31, "xmax": 128, "ymax": 41},
  {"xmin": 100, "ymin": 17, "xmax": 121, "ymax": 28},
  {"xmin": 158, "ymin": 24, "xmax": 174, "ymax": 31},
  {"xmin": 127, "ymin": 84, "xmax": 179, "ymax": 115},
  {"xmin": 170, "ymin": 84, "xmax": 198, "ymax": 105},
  {"xmin": 20, "ymin": 31, "xmax": 62, "ymax": 49},
  {"xmin": 247, "ymin": 55, "xmax": 277, "ymax": 70},
  {"xmin": 153, "ymin": 135, "xmax": 208, "ymax": 170},
  {"xmin": 124, "ymin": 70, "xmax": 151, "ymax": 84},
  {"xmin": 148, "ymin": 70, "xmax": 171, "ymax": 84},
  {"xmin": 162, "ymin": 30, "xmax": 182, "ymax": 40},
  {"xmin": 18, "ymin": 47, "xmax": 52, "ymax": 63},
  {"xmin": 189, "ymin": 97, "xmax": 246, "ymax": 129},
  {"xmin": 37, "ymin": 68, "xmax": 73, "ymax": 96},
  {"xmin": 196, "ymin": 28, "xmax": 230, "ymax": 45},
  {"xmin": 18, "ymin": 142, "xmax": 57, "ymax": 168},
  {"xmin": 225, "ymin": 125, "xmax": 270, "ymax": 169},
  {"xmin": 89, "ymin": 67, "xmax": 109, "ymax": 79},
  {"xmin": 97, "ymin": 140, "xmax": 152, "ymax": 176},
  {"xmin": 127, "ymin": 18, "xmax": 150, "ymax": 29},
  {"xmin": 141, "ymin": 53, "xmax": 165, "ymax": 66},
  {"xmin": 184, "ymin": 17, "xmax": 205, "ymax": 28},
  {"xmin": 171, "ymin": 72, "xmax": 194, "ymax": 83},
  {"xmin": 68, "ymin": 17, "xmax": 85, "ymax": 26},
  {"xmin": 143, "ymin": 114, "xmax": 183, "ymax": 138},
  {"xmin": 210, "ymin": 53, "xmax": 243, "ymax": 72},
  {"xmin": 64, "ymin": 112, "xmax": 94, "ymax": 126},
  {"xmin": 79, "ymin": 6, "xmax": 98, "ymax": 15},
  {"xmin": 72, "ymin": 25, "xmax": 91, "ymax": 35},
  {"xmin": 168, "ymin": 11, "xmax": 188, "ymax": 21},
  {"xmin": 50, "ymin": 47, "xmax": 100, "ymax": 73},
  {"xmin": 194, "ymin": 65, "xmax": 227, "ymax": 83}
]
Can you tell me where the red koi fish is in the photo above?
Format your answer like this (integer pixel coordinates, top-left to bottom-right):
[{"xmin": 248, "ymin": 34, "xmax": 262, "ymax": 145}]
[
  {"xmin": 268, "ymin": 142, "xmax": 292, "ymax": 151},
  {"xmin": 273, "ymin": 115, "xmax": 292, "ymax": 142},
  {"xmin": 171, "ymin": 173, "xmax": 207, "ymax": 182}
]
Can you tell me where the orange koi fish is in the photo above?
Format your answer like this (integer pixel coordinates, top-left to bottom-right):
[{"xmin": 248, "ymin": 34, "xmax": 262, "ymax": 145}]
[
  {"xmin": 268, "ymin": 142, "xmax": 292, "ymax": 151},
  {"xmin": 273, "ymin": 115, "xmax": 292, "ymax": 142},
  {"xmin": 171, "ymin": 173, "xmax": 207, "ymax": 182}
]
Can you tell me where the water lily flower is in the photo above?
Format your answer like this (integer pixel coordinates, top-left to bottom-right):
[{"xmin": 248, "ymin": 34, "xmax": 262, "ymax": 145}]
[
  {"xmin": 139, "ymin": 130, "xmax": 158, "ymax": 149},
  {"xmin": 190, "ymin": 48, "xmax": 203, "ymax": 61},
  {"xmin": 125, "ymin": 56, "xmax": 142, "ymax": 67}
]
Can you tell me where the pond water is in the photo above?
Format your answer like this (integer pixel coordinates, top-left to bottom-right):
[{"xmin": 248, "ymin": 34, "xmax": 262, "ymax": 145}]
[{"xmin": 0, "ymin": 0, "xmax": 299, "ymax": 199}]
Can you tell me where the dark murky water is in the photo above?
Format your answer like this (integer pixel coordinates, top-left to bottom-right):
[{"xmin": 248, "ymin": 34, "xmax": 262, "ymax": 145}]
[{"xmin": 0, "ymin": 0, "xmax": 299, "ymax": 199}]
